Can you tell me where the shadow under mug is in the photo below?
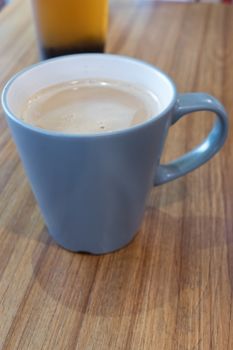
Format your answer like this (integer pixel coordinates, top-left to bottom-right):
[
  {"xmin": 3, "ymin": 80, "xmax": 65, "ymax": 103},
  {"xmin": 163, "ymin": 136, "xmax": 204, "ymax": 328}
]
[{"xmin": 1, "ymin": 54, "xmax": 228, "ymax": 254}]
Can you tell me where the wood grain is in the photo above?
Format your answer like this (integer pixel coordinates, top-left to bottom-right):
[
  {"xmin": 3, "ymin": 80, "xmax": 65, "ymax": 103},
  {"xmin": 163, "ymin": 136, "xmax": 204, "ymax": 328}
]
[{"xmin": 0, "ymin": 1, "xmax": 233, "ymax": 349}]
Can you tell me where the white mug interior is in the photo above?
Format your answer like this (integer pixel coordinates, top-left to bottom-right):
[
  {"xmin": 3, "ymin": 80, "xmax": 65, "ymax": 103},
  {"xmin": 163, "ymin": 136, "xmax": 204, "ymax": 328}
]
[{"xmin": 4, "ymin": 54, "xmax": 176, "ymax": 124}]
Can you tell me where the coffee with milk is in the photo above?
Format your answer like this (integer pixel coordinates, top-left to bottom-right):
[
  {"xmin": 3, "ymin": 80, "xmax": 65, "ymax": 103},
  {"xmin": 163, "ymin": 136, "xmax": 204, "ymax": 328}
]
[{"xmin": 20, "ymin": 79, "xmax": 161, "ymax": 134}]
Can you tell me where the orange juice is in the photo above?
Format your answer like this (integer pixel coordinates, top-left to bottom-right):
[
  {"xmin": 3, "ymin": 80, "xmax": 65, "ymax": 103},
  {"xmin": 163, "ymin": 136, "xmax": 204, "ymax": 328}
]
[{"xmin": 33, "ymin": 0, "xmax": 108, "ymax": 59}]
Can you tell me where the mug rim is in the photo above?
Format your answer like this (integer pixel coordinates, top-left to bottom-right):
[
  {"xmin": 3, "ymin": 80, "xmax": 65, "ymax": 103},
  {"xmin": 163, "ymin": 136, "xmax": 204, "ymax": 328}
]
[{"xmin": 1, "ymin": 53, "xmax": 177, "ymax": 138}]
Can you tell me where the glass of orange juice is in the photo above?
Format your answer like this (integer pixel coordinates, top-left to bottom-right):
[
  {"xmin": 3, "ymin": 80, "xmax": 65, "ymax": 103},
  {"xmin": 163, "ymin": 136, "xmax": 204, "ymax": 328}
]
[{"xmin": 32, "ymin": 0, "xmax": 108, "ymax": 59}]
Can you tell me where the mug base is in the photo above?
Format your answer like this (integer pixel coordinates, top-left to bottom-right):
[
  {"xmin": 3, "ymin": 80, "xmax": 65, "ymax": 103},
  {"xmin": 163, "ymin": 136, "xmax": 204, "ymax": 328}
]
[{"xmin": 49, "ymin": 230, "xmax": 139, "ymax": 255}]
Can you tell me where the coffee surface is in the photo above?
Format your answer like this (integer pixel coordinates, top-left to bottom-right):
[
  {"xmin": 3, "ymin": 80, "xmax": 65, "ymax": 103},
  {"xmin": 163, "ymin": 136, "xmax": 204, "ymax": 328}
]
[{"xmin": 21, "ymin": 79, "xmax": 160, "ymax": 134}]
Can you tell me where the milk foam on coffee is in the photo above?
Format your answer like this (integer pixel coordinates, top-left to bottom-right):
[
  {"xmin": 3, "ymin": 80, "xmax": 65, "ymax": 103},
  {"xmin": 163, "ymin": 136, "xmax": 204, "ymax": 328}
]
[{"xmin": 21, "ymin": 79, "xmax": 161, "ymax": 134}]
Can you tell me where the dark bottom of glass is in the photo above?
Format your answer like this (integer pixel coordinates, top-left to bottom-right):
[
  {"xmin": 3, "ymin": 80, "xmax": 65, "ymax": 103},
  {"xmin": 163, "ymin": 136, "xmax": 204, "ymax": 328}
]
[{"xmin": 41, "ymin": 42, "xmax": 105, "ymax": 59}]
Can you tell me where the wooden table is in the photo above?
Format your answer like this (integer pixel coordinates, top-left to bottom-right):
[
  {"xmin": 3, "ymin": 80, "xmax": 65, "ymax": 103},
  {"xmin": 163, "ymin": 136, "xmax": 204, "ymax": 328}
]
[{"xmin": 0, "ymin": 1, "xmax": 233, "ymax": 349}]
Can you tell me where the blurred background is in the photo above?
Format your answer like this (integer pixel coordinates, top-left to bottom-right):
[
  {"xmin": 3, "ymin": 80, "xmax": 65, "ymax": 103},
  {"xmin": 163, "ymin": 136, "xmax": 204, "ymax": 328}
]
[{"xmin": 1, "ymin": 0, "xmax": 233, "ymax": 11}]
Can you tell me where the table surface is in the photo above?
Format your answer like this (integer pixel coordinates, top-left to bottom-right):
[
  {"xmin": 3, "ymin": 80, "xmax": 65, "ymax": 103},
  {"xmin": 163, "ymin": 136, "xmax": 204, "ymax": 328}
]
[{"xmin": 0, "ymin": 1, "xmax": 233, "ymax": 349}]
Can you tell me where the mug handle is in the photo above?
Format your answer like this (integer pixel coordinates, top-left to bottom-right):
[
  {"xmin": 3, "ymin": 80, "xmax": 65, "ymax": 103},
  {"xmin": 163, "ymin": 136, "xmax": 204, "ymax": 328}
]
[{"xmin": 154, "ymin": 93, "xmax": 228, "ymax": 185}]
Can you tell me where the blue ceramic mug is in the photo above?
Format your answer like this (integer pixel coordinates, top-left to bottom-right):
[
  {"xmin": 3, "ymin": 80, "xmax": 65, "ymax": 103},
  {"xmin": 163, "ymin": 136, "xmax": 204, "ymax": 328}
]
[{"xmin": 1, "ymin": 54, "xmax": 228, "ymax": 254}]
